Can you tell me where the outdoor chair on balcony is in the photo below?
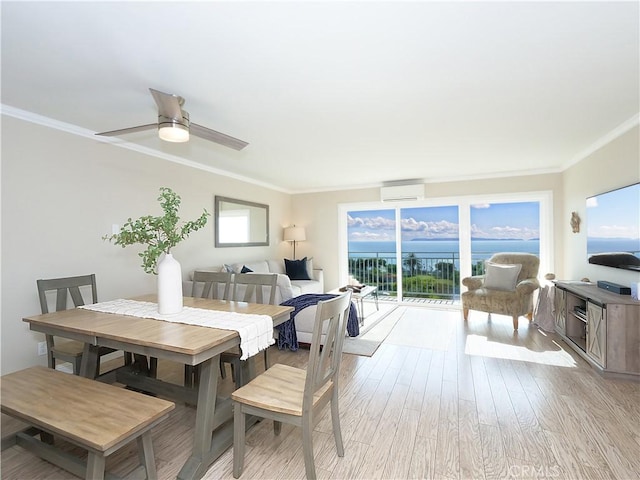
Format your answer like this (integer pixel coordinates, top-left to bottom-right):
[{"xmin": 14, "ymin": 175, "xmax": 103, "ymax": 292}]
[{"xmin": 461, "ymin": 253, "xmax": 540, "ymax": 330}]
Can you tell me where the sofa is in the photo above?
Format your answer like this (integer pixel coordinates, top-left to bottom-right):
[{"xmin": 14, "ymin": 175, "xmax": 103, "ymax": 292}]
[
  {"xmin": 279, "ymin": 293, "xmax": 359, "ymax": 345},
  {"xmin": 189, "ymin": 258, "xmax": 323, "ymax": 304},
  {"xmin": 188, "ymin": 258, "xmax": 325, "ymax": 343},
  {"xmin": 221, "ymin": 258, "xmax": 324, "ymax": 304}
]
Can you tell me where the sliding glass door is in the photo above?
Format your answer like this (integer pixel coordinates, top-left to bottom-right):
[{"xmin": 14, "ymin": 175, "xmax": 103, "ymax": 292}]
[
  {"xmin": 341, "ymin": 191, "xmax": 551, "ymax": 303},
  {"xmin": 399, "ymin": 205, "xmax": 460, "ymax": 301},
  {"xmin": 346, "ymin": 205, "xmax": 460, "ymax": 301},
  {"xmin": 469, "ymin": 201, "xmax": 540, "ymax": 275},
  {"xmin": 347, "ymin": 209, "xmax": 398, "ymax": 297}
]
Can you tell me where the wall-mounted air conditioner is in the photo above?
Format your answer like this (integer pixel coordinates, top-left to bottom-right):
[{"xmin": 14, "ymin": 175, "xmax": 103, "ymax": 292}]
[{"xmin": 380, "ymin": 183, "xmax": 424, "ymax": 202}]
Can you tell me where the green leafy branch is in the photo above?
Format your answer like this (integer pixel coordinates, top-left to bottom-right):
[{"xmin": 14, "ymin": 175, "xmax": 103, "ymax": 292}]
[{"xmin": 104, "ymin": 187, "xmax": 210, "ymax": 275}]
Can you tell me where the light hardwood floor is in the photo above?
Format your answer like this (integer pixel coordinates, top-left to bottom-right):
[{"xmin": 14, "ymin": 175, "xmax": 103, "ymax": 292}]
[{"xmin": 2, "ymin": 306, "xmax": 639, "ymax": 479}]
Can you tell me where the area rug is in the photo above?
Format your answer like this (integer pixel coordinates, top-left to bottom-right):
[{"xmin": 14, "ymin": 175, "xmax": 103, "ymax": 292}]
[
  {"xmin": 357, "ymin": 301, "xmax": 398, "ymax": 334},
  {"xmin": 342, "ymin": 306, "xmax": 405, "ymax": 357}
]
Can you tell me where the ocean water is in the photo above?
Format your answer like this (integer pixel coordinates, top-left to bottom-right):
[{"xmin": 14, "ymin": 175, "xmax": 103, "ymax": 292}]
[
  {"xmin": 349, "ymin": 238, "xmax": 640, "ymax": 269},
  {"xmin": 349, "ymin": 240, "xmax": 540, "ymax": 263}
]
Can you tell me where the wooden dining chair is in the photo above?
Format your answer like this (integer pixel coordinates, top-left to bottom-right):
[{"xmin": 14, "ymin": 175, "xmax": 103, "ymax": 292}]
[
  {"xmin": 222, "ymin": 273, "xmax": 279, "ymax": 387},
  {"xmin": 185, "ymin": 271, "xmax": 233, "ymax": 387},
  {"xmin": 36, "ymin": 274, "xmax": 116, "ymax": 377},
  {"xmin": 190, "ymin": 270, "xmax": 232, "ymax": 300},
  {"xmin": 231, "ymin": 272, "xmax": 278, "ymax": 305},
  {"xmin": 231, "ymin": 291, "xmax": 352, "ymax": 480}
]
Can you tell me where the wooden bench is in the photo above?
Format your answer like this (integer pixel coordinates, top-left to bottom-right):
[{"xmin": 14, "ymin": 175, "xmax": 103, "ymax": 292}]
[{"xmin": 0, "ymin": 366, "xmax": 174, "ymax": 480}]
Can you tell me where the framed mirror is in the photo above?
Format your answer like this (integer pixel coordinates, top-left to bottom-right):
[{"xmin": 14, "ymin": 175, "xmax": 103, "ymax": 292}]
[{"xmin": 214, "ymin": 196, "xmax": 269, "ymax": 247}]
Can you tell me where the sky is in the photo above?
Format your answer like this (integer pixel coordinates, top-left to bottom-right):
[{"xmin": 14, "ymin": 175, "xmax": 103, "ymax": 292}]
[
  {"xmin": 469, "ymin": 202, "xmax": 539, "ymax": 240},
  {"xmin": 348, "ymin": 202, "xmax": 540, "ymax": 242},
  {"xmin": 586, "ymin": 183, "xmax": 639, "ymax": 239}
]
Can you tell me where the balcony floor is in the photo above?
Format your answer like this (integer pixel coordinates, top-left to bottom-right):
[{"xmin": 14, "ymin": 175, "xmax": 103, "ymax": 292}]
[{"xmin": 374, "ymin": 296, "xmax": 458, "ymax": 308}]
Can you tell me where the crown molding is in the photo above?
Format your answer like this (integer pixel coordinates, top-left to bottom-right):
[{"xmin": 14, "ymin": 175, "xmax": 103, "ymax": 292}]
[
  {"xmin": 0, "ymin": 104, "xmax": 290, "ymax": 194},
  {"xmin": 280, "ymin": 113, "xmax": 640, "ymax": 194},
  {"xmin": 3, "ymin": 104, "xmax": 637, "ymax": 197},
  {"xmin": 564, "ymin": 112, "xmax": 640, "ymax": 170},
  {"xmin": 293, "ymin": 165, "xmax": 564, "ymax": 195}
]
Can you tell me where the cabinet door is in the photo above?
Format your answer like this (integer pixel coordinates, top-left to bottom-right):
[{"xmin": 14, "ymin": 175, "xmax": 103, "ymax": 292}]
[
  {"xmin": 586, "ymin": 301, "xmax": 606, "ymax": 368},
  {"xmin": 554, "ymin": 287, "xmax": 566, "ymax": 335}
]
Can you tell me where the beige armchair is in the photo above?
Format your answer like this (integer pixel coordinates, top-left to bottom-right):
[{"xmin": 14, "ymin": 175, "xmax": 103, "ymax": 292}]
[{"xmin": 461, "ymin": 253, "xmax": 540, "ymax": 330}]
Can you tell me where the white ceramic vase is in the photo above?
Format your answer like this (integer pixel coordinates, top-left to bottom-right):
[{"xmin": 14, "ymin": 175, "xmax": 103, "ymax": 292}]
[{"xmin": 157, "ymin": 252, "xmax": 183, "ymax": 314}]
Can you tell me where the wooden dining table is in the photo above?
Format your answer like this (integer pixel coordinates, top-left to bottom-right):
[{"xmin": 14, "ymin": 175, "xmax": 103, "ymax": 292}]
[{"xmin": 23, "ymin": 294, "xmax": 293, "ymax": 480}]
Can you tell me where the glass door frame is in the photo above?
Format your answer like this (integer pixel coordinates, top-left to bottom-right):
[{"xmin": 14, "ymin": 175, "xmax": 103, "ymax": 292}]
[{"xmin": 338, "ymin": 190, "xmax": 554, "ymax": 303}]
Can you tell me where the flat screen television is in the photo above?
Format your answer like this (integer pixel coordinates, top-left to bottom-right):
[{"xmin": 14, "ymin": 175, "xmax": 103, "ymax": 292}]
[{"xmin": 586, "ymin": 182, "xmax": 640, "ymax": 272}]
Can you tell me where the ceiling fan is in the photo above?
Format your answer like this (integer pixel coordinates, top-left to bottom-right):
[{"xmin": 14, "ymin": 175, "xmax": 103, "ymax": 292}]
[{"xmin": 95, "ymin": 88, "xmax": 248, "ymax": 150}]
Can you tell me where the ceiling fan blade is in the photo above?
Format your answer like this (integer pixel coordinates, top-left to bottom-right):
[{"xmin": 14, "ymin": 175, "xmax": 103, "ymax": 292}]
[
  {"xmin": 190, "ymin": 123, "xmax": 249, "ymax": 151},
  {"xmin": 97, "ymin": 89, "xmax": 247, "ymax": 149},
  {"xmin": 95, "ymin": 123, "xmax": 157, "ymax": 137},
  {"xmin": 149, "ymin": 88, "xmax": 184, "ymax": 119}
]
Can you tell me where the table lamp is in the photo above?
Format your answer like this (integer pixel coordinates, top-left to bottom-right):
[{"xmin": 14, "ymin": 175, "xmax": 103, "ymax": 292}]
[{"xmin": 284, "ymin": 226, "xmax": 306, "ymax": 259}]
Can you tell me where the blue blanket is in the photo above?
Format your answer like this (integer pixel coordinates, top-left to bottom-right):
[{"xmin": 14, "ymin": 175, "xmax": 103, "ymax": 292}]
[{"xmin": 276, "ymin": 294, "xmax": 359, "ymax": 351}]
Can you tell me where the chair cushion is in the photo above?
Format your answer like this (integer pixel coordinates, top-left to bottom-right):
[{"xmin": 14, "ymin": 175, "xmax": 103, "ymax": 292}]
[
  {"xmin": 231, "ymin": 363, "xmax": 332, "ymax": 416},
  {"xmin": 483, "ymin": 262, "xmax": 522, "ymax": 291},
  {"xmin": 51, "ymin": 339, "xmax": 85, "ymax": 356},
  {"xmin": 285, "ymin": 257, "xmax": 311, "ymax": 280},
  {"xmin": 267, "ymin": 259, "xmax": 286, "ymax": 274},
  {"xmin": 291, "ymin": 280, "xmax": 322, "ymax": 295}
]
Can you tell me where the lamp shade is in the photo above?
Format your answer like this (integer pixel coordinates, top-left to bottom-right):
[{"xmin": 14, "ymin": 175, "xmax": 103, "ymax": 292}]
[{"xmin": 284, "ymin": 226, "xmax": 306, "ymax": 242}]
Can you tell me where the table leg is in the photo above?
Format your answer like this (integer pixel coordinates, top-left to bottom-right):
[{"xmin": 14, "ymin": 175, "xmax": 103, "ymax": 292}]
[
  {"xmin": 178, "ymin": 355, "xmax": 230, "ymax": 480},
  {"xmin": 178, "ymin": 354, "xmax": 260, "ymax": 480},
  {"xmin": 238, "ymin": 357, "xmax": 256, "ymax": 388},
  {"xmin": 356, "ymin": 297, "xmax": 365, "ymax": 325},
  {"xmin": 79, "ymin": 344, "xmax": 99, "ymax": 379}
]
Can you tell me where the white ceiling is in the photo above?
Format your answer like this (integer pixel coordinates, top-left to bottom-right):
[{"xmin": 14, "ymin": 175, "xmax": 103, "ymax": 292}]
[{"xmin": 2, "ymin": 1, "xmax": 638, "ymax": 193}]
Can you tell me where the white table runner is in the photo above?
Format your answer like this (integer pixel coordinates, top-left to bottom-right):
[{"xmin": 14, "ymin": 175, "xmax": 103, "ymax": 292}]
[{"xmin": 80, "ymin": 299, "xmax": 274, "ymax": 360}]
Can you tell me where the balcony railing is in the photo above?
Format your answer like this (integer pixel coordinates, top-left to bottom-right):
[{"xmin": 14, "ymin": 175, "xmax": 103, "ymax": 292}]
[
  {"xmin": 348, "ymin": 250, "xmax": 508, "ymax": 301},
  {"xmin": 348, "ymin": 251, "xmax": 461, "ymax": 301}
]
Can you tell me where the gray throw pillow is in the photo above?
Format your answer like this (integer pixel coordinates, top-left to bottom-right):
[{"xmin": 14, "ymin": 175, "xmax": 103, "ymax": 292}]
[{"xmin": 483, "ymin": 262, "xmax": 522, "ymax": 291}]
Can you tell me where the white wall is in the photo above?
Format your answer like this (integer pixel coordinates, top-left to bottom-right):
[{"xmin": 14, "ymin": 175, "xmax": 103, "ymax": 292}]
[
  {"xmin": 3, "ymin": 116, "xmax": 637, "ymax": 374},
  {"xmin": 291, "ymin": 127, "xmax": 639, "ymax": 295},
  {"xmin": 563, "ymin": 126, "xmax": 640, "ymax": 285},
  {"xmin": 292, "ymin": 174, "xmax": 564, "ymax": 291},
  {"xmin": 1, "ymin": 117, "xmax": 292, "ymax": 374}
]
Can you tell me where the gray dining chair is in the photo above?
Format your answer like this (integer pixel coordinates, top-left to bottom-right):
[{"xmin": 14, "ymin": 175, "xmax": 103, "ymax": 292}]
[
  {"xmin": 36, "ymin": 274, "xmax": 116, "ymax": 377},
  {"xmin": 231, "ymin": 272, "xmax": 278, "ymax": 305},
  {"xmin": 185, "ymin": 271, "xmax": 233, "ymax": 388},
  {"xmin": 222, "ymin": 273, "xmax": 278, "ymax": 387},
  {"xmin": 190, "ymin": 270, "xmax": 232, "ymax": 300},
  {"xmin": 231, "ymin": 291, "xmax": 352, "ymax": 480}
]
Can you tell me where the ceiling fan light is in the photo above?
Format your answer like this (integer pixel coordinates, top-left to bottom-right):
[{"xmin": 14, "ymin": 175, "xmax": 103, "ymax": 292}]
[
  {"xmin": 158, "ymin": 112, "xmax": 190, "ymax": 143},
  {"xmin": 158, "ymin": 123, "xmax": 189, "ymax": 143}
]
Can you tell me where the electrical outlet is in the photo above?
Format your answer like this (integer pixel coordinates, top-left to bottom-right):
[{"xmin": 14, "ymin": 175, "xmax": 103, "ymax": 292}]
[{"xmin": 37, "ymin": 341, "xmax": 47, "ymax": 356}]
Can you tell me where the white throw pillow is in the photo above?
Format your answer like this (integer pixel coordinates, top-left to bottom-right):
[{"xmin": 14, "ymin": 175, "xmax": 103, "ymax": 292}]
[
  {"xmin": 306, "ymin": 257, "xmax": 314, "ymax": 278},
  {"xmin": 483, "ymin": 262, "xmax": 522, "ymax": 291}
]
